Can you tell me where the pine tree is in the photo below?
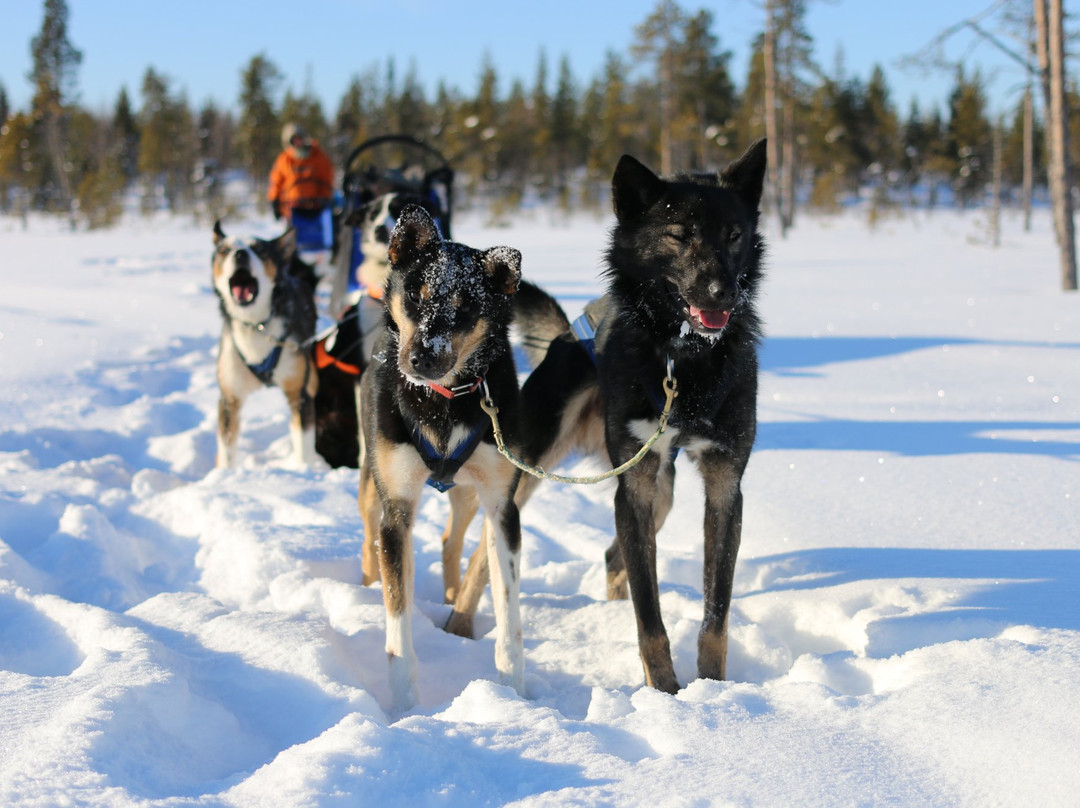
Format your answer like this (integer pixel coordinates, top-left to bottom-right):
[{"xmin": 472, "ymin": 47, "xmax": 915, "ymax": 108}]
[
  {"xmin": 236, "ymin": 54, "xmax": 282, "ymax": 199},
  {"xmin": 530, "ymin": 49, "xmax": 552, "ymax": 197},
  {"xmin": 194, "ymin": 100, "xmax": 233, "ymax": 218},
  {"xmin": 946, "ymin": 68, "xmax": 992, "ymax": 207},
  {"xmin": 27, "ymin": 0, "xmax": 83, "ymax": 219},
  {"xmin": 137, "ymin": 68, "xmax": 195, "ymax": 212},
  {"xmin": 0, "ymin": 82, "xmax": 10, "ymax": 214},
  {"xmin": 461, "ymin": 54, "xmax": 500, "ymax": 198},
  {"xmin": 333, "ymin": 75, "xmax": 371, "ymax": 168},
  {"xmin": 112, "ymin": 87, "xmax": 139, "ymax": 185},
  {"xmin": 279, "ymin": 71, "xmax": 329, "ymax": 146},
  {"xmin": 397, "ymin": 62, "xmax": 429, "ymax": 139},
  {"xmin": 73, "ymin": 107, "xmax": 125, "ymax": 228},
  {"xmin": 550, "ymin": 55, "xmax": 579, "ymax": 208},
  {"xmin": 673, "ymin": 9, "xmax": 736, "ymax": 169},
  {"xmin": 632, "ymin": 0, "xmax": 686, "ymax": 174},
  {"xmin": 497, "ymin": 79, "xmax": 533, "ymax": 209}
]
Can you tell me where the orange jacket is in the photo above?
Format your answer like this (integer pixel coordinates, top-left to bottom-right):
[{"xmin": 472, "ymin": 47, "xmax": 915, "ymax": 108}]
[{"xmin": 268, "ymin": 141, "xmax": 335, "ymax": 211}]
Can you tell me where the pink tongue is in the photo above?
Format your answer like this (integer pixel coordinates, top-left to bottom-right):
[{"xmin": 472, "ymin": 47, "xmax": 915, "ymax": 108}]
[
  {"xmin": 690, "ymin": 306, "xmax": 730, "ymax": 329},
  {"xmin": 233, "ymin": 284, "xmax": 254, "ymax": 304}
]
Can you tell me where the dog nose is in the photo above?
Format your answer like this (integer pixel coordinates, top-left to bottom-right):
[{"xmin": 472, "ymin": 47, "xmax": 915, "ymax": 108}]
[
  {"xmin": 374, "ymin": 225, "xmax": 390, "ymax": 244},
  {"xmin": 410, "ymin": 350, "xmax": 442, "ymax": 378},
  {"xmin": 233, "ymin": 250, "xmax": 249, "ymax": 268},
  {"xmin": 706, "ymin": 280, "xmax": 737, "ymax": 309}
]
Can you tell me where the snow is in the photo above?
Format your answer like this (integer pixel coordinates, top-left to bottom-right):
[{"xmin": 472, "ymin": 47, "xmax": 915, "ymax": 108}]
[{"xmin": 1, "ymin": 205, "xmax": 1078, "ymax": 806}]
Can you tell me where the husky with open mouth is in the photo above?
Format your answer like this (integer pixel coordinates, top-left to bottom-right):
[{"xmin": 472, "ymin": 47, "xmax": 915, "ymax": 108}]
[{"xmin": 211, "ymin": 222, "xmax": 318, "ymax": 469}]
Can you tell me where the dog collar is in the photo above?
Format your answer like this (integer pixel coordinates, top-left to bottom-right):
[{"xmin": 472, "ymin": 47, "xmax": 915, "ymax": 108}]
[{"xmin": 426, "ymin": 374, "xmax": 485, "ymax": 399}]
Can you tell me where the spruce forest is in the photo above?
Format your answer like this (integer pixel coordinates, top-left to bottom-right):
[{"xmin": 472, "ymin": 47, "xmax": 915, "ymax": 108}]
[{"xmin": 0, "ymin": 0, "xmax": 1074, "ymax": 247}]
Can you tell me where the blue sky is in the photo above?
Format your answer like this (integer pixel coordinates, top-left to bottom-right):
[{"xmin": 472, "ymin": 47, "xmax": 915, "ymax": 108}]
[{"xmin": 1, "ymin": 0, "xmax": 1030, "ymax": 122}]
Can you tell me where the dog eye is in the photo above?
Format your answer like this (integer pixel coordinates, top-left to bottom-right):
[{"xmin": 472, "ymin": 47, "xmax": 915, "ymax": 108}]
[
  {"xmin": 407, "ymin": 289, "xmax": 421, "ymax": 305},
  {"xmin": 665, "ymin": 228, "xmax": 688, "ymax": 244},
  {"xmin": 727, "ymin": 227, "xmax": 743, "ymax": 244}
]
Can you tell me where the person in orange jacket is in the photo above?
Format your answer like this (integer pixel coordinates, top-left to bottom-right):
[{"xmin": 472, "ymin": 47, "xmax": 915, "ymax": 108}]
[{"xmin": 268, "ymin": 123, "xmax": 335, "ymax": 221}]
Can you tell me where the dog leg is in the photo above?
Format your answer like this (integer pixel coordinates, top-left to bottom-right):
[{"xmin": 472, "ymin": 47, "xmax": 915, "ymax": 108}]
[
  {"xmin": 445, "ymin": 539, "xmax": 488, "ymax": 638},
  {"xmin": 359, "ymin": 462, "xmax": 382, "ymax": 585},
  {"xmin": 442, "ymin": 485, "xmax": 479, "ymax": 603},
  {"xmin": 613, "ymin": 449, "xmax": 679, "ymax": 693},
  {"xmin": 606, "ymin": 459, "xmax": 675, "ymax": 601},
  {"xmin": 379, "ymin": 494, "xmax": 421, "ymax": 711},
  {"xmin": 216, "ymin": 393, "xmax": 243, "ymax": 468},
  {"xmin": 479, "ymin": 494, "xmax": 525, "ymax": 696},
  {"xmin": 693, "ymin": 451, "xmax": 743, "ymax": 682},
  {"xmin": 285, "ymin": 380, "xmax": 317, "ymax": 469},
  {"xmin": 455, "ymin": 446, "xmax": 525, "ymax": 694}
]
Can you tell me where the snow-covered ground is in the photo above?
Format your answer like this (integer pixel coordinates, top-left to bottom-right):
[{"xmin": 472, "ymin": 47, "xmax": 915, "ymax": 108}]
[{"xmin": 1, "ymin": 205, "xmax": 1078, "ymax": 806}]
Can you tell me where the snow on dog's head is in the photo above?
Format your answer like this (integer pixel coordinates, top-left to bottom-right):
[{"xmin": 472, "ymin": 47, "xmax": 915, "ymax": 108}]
[
  {"xmin": 211, "ymin": 221, "xmax": 295, "ymax": 321},
  {"xmin": 384, "ymin": 204, "xmax": 521, "ymax": 387}
]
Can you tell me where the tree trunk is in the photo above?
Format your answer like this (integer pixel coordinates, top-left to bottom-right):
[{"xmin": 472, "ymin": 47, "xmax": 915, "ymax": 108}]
[
  {"xmin": 660, "ymin": 47, "xmax": 673, "ymax": 175},
  {"xmin": 1034, "ymin": 0, "xmax": 1060, "ymax": 246},
  {"xmin": 1023, "ymin": 84, "xmax": 1033, "ymax": 232},
  {"xmin": 991, "ymin": 117, "xmax": 1002, "ymax": 248},
  {"xmin": 763, "ymin": 0, "xmax": 784, "ymax": 236},
  {"xmin": 781, "ymin": 90, "xmax": 795, "ymax": 231},
  {"xmin": 1048, "ymin": 0, "xmax": 1077, "ymax": 289}
]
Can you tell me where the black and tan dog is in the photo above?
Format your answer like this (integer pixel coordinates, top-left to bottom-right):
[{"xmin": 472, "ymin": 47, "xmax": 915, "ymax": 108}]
[
  {"xmin": 315, "ymin": 192, "xmax": 450, "ymax": 470},
  {"xmin": 450, "ymin": 140, "xmax": 768, "ymax": 694},
  {"xmin": 358, "ymin": 203, "xmax": 525, "ymax": 710},
  {"xmin": 211, "ymin": 221, "xmax": 318, "ymax": 468}
]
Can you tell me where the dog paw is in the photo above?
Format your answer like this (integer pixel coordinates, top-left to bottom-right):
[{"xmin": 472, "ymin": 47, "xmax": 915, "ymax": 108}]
[
  {"xmin": 444, "ymin": 610, "xmax": 475, "ymax": 639},
  {"xmin": 606, "ymin": 570, "xmax": 629, "ymax": 601}
]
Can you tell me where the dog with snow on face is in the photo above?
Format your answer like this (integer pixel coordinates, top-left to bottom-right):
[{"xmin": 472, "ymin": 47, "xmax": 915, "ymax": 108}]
[
  {"xmin": 448, "ymin": 140, "xmax": 768, "ymax": 694},
  {"xmin": 211, "ymin": 221, "xmax": 318, "ymax": 469},
  {"xmin": 358, "ymin": 203, "xmax": 525, "ymax": 710},
  {"xmin": 315, "ymin": 192, "xmax": 450, "ymax": 470}
]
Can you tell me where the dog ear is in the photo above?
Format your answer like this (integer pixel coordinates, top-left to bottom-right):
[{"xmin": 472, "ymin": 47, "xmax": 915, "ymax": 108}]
[
  {"xmin": 720, "ymin": 138, "xmax": 767, "ymax": 211},
  {"xmin": 611, "ymin": 155, "xmax": 666, "ymax": 221},
  {"xmin": 271, "ymin": 226, "xmax": 297, "ymax": 262},
  {"xmin": 213, "ymin": 220, "xmax": 226, "ymax": 246},
  {"xmin": 388, "ymin": 204, "xmax": 439, "ymax": 267},
  {"xmin": 483, "ymin": 246, "xmax": 522, "ymax": 296}
]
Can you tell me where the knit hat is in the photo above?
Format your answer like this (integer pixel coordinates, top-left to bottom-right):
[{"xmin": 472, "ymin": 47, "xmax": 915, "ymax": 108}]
[{"xmin": 282, "ymin": 123, "xmax": 308, "ymax": 149}]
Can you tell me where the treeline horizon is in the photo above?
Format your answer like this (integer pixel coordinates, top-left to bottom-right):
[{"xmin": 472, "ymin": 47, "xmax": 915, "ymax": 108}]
[{"xmin": 0, "ymin": 0, "xmax": 1072, "ymax": 230}]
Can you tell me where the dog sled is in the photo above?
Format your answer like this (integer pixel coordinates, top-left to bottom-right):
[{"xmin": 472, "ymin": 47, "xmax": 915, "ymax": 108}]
[{"xmin": 328, "ymin": 134, "xmax": 455, "ymax": 316}]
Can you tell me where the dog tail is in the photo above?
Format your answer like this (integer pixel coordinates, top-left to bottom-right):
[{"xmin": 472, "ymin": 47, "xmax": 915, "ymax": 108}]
[{"xmin": 512, "ymin": 280, "xmax": 571, "ymax": 369}]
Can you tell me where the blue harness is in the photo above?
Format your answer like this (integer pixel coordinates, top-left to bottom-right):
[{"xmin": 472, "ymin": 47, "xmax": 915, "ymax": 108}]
[
  {"xmin": 246, "ymin": 344, "xmax": 283, "ymax": 384},
  {"xmin": 412, "ymin": 421, "xmax": 488, "ymax": 492}
]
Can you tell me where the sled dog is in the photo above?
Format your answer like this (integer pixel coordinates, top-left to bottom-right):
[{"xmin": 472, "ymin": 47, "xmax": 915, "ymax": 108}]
[
  {"xmin": 449, "ymin": 140, "xmax": 768, "ymax": 693},
  {"xmin": 358, "ymin": 203, "xmax": 526, "ymax": 709},
  {"xmin": 211, "ymin": 221, "xmax": 318, "ymax": 468}
]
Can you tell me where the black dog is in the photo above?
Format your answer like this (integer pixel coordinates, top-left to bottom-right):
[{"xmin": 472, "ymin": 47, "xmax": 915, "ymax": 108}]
[
  {"xmin": 449, "ymin": 140, "xmax": 767, "ymax": 693},
  {"xmin": 358, "ymin": 204, "xmax": 526, "ymax": 710}
]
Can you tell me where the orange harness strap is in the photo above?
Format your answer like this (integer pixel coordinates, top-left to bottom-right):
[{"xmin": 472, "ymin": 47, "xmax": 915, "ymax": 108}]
[{"xmin": 314, "ymin": 339, "xmax": 362, "ymax": 376}]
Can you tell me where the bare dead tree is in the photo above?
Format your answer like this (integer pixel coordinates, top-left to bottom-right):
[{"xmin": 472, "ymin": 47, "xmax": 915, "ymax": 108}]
[
  {"xmin": 1040, "ymin": 0, "xmax": 1077, "ymax": 289},
  {"xmin": 763, "ymin": 0, "xmax": 782, "ymax": 233},
  {"xmin": 991, "ymin": 116, "xmax": 1003, "ymax": 247},
  {"xmin": 904, "ymin": 0, "xmax": 1075, "ymax": 290}
]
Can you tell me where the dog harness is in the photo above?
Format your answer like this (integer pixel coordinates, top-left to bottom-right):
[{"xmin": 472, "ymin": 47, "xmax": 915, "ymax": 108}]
[
  {"xmin": 570, "ymin": 309, "xmax": 681, "ymax": 463},
  {"xmin": 412, "ymin": 423, "xmax": 488, "ymax": 493},
  {"xmin": 246, "ymin": 344, "xmax": 283, "ymax": 384},
  {"xmin": 570, "ymin": 310, "xmax": 675, "ymax": 422},
  {"xmin": 410, "ymin": 373, "xmax": 489, "ymax": 492},
  {"xmin": 314, "ymin": 339, "xmax": 362, "ymax": 376}
]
